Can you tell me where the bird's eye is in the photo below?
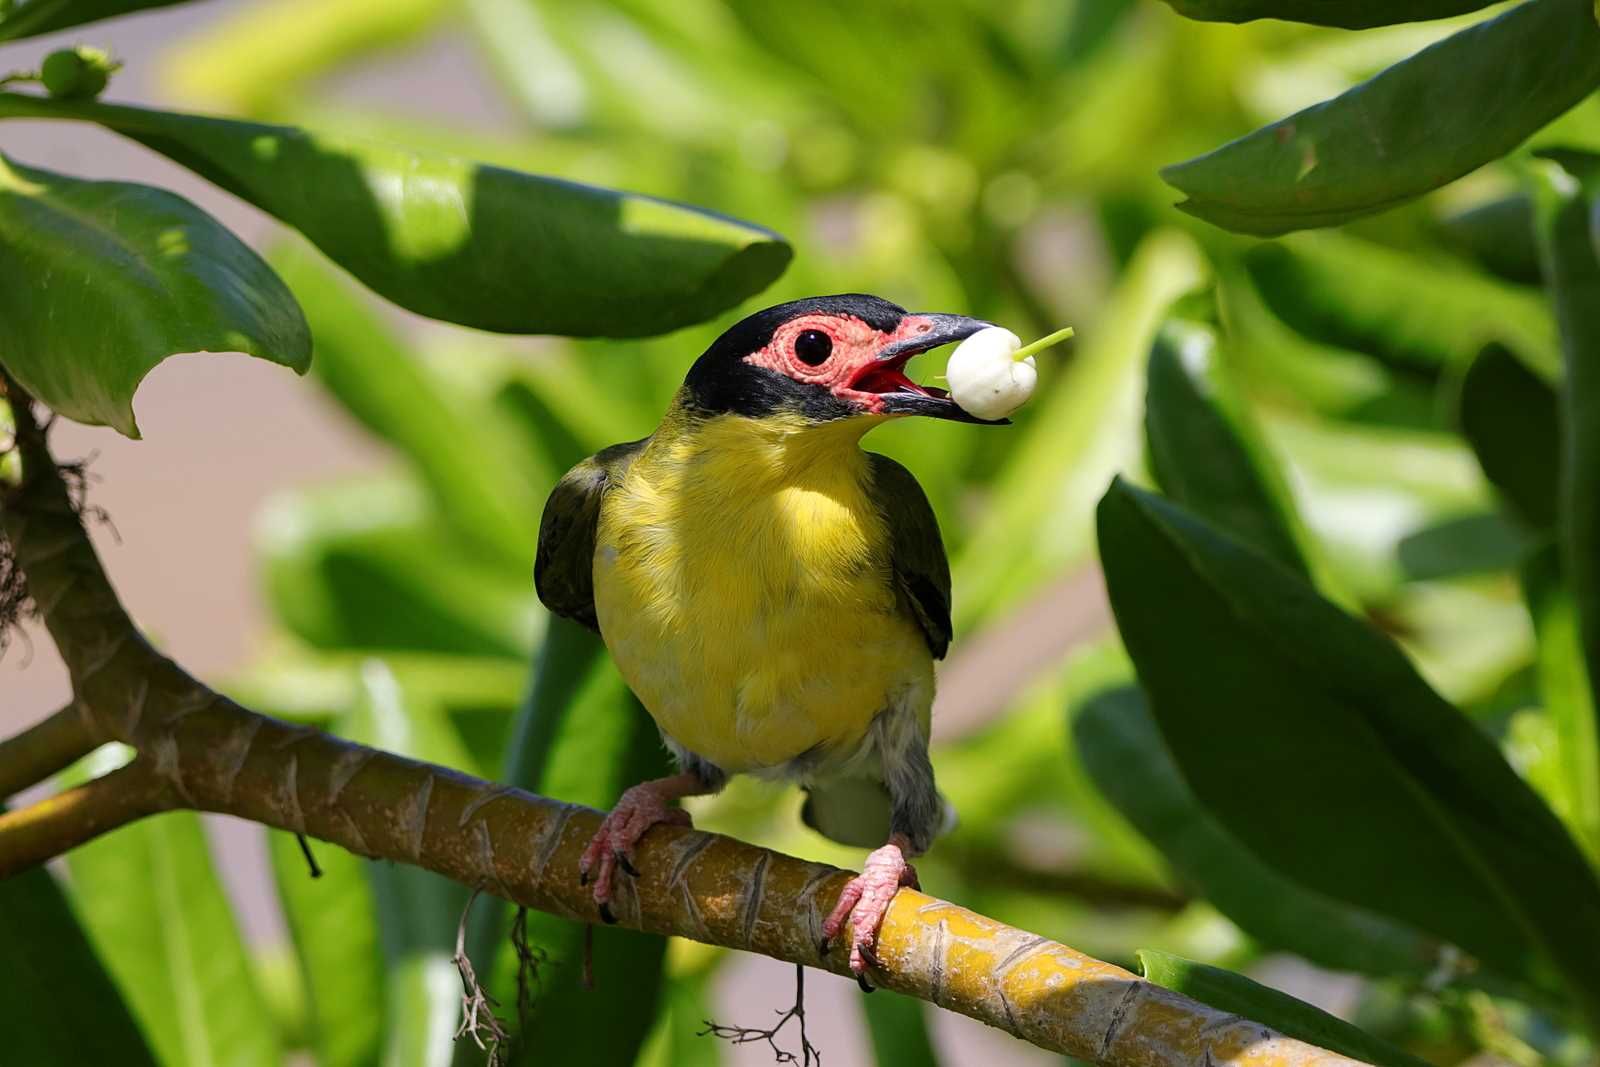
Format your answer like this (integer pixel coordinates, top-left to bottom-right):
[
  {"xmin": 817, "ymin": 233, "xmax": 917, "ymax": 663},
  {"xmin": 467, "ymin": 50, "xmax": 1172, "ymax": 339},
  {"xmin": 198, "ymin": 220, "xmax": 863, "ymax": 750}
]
[{"xmin": 794, "ymin": 329, "xmax": 833, "ymax": 366}]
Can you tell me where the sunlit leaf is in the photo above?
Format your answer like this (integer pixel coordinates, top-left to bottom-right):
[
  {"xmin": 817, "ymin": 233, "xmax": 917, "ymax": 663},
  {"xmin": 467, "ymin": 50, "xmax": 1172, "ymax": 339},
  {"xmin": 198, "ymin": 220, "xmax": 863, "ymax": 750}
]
[
  {"xmin": 1161, "ymin": 0, "xmax": 1600, "ymax": 234},
  {"xmin": 1158, "ymin": 0, "xmax": 1495, "ymax": 28},
  {"xmin": 0, "ymin": 0, "xmax": 188, "ymax": 40},
  {"xmin": 0, "ymin": 151, "xmax": 308, "ymax": 436},
  {"xmin": 0, "ymin": 93, "xmax": 791, "ymax": 336}
]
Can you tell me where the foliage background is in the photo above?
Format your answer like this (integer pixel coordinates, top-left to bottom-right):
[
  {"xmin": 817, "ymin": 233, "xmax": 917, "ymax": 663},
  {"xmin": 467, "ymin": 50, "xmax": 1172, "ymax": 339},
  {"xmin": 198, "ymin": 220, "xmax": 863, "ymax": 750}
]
[{"xmin": 4, "ymin": 0, "xmax": 1599, "ymax": 1065}]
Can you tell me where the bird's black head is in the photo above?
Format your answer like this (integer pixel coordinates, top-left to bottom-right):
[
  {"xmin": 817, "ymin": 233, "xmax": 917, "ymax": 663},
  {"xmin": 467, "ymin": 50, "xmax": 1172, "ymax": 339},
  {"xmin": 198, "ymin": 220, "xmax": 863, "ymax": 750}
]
[{"xmin": 681, "ymin": 294, "xmax": 999, "ymax": 424}]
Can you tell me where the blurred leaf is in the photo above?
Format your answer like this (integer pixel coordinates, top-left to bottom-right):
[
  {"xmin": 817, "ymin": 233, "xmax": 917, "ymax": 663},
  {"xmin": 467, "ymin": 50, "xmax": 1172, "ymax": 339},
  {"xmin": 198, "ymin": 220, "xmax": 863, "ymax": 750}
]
[
  {"xmin": 1145, "ymin": 314, "xmax": 1309, "ymax": 576},
  {"xmin": 1439, "ymin": 195, "xmax": 1542, "ymax": 285},
  {"xmin": 268, "ymin": 831, "xmax": 385, "ymax": 1067},
  {"xmin": 1524, "ymin": 546, "xmax": 1600, "ymax": 865},
  {"xmin": 0, "ymin": 0, "xmax": 186, "ymax": 40},
  {"xmin": 1457, "ymin": 342, "xmax": 1562, "ymax": 530},
  {"xmin": 0, "ymin": 94, "xmax": 791, "ymax": 336},
  {"xmin": 1158, "ymin": 0, "xmax": 1495, "ymax": 28},
  {"xmin": 953, "ymin": 230, "xmax": 1207, "ymax": 629},
  {"xmin": 273, "ymin": 244, "xmax": 540, "ymax": 566},
  {"xmin": 1136, "ymin": 950, "xmax": 1433, "ymax": 1067},
  {"xmin": 1244, "ymin": 234, "xmax": 1559, "ymax": 378},
  {"xmin": 65, "ymin": 749, "xmax": 282, "ymax": 1067},
  {"xmin": 1395, "ymin": 512, "xmax": 1530, "ymax": 581},
  {"xmin": 1072, "ymin": 685, "xmax": 1438, "ymax": 977},
  {"xmin": 0, "ymin": 151, "xmax": 309, "ymax": 437},
  {"xmin": 1530, "ymin": 153, "xmax": 1600, "ymax": 760},
  {"xmin": 1098, "ymin": 479, "xmax": 1600, "ymax": 1012},
  {"xmin": 1161, "ymin": 0, "xmax": 1600, "ymax": 234},
  {"xmin": 0, "ymin": 862, "xmax": 159, "ymax": 1065},
  {"xmin": 863, "ymin": 990, "xmax": 942, "ymax": 1067},
  {"xmin": 639, "ymin": 955, "xmax": 723, "ymax": 1067},
  {"xmin": 163, "ymin": 0, "xmax": 448, "ymax": 115},
  {"xmin": 257, "ymin": 477, "xmax": 536, "ymax": 658}
]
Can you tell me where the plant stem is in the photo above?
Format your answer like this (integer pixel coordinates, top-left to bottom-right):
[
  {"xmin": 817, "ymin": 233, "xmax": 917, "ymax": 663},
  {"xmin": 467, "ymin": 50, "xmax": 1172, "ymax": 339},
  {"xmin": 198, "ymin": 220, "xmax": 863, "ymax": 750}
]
[{"xmin": 1014, "ymin": 325, "xmax": 1075, "ymax": 362}]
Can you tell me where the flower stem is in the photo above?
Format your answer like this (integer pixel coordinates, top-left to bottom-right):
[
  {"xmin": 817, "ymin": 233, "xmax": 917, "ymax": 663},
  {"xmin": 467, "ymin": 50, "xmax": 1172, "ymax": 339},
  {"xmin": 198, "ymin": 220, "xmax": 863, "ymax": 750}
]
[{"xmin": 1013, "ymin": 325, "xmax": 1074, "ymax": 362}]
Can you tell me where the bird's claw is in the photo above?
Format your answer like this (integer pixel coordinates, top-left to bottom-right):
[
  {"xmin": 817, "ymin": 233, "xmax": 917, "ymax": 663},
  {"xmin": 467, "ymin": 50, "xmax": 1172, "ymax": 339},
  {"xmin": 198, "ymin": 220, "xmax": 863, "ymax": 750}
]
[
  {"xmin": 577, "ymin": 780, "xmax": 694, "ymax": 922},
  {"xmin": 820, "ymin": 840, "xmax": 915, "ymax": 982}
]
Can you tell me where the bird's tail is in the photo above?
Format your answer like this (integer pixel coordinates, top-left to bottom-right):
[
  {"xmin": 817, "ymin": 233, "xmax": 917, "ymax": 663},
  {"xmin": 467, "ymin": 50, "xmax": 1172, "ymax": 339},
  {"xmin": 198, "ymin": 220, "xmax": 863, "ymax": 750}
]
[{"xmin": 800, "ymin": 778, "xmax": 956, "ymax": 851}]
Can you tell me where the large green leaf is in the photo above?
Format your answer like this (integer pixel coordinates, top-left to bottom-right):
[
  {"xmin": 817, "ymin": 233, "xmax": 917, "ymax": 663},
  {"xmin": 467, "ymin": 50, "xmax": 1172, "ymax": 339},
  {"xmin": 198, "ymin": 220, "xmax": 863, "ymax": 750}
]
[
  {"xmin": 1144, "ymin": 314, "xmax": 1309, "ymax": 577},
  {"xmin": 0, "ymin": 861, "xmax": 159, "ymax": 1065},
  {"xmin": 0, "ymin": 93, "xmax": 791, "ymax": 337},
  {"xmin": 1243, "ymin": 235, "xmax": 1559, "ymax": 377},
  {"xmin": 1457, "ymin": 342, "xmax": 1562, "ymax": 530},
  {"xmin": 1531, "ymin": 155, "xmax": 1600, "ymax": 757},
  {"xmin": 1157, "ymin": 0, "xmax": 1494, "ymax": 28},
  {"xmin": 1072, "ymin": 685, "xmax": 1438, "ymax": 977},
  {"xmin": 1136, "ymin": 951, "xmax": 1433, "ymax": 1067},
  {"xmin": 1161, "ymin": 0, "xmax": 1600, "ymax": 234},
  {"xmin": 272, "ymin": 244, "xmax": 540, "ymax": 567},
  {"xmin": 257, "ymin": 477, "xmax": 536, "ymax": 658},
  {"xmin": 0, "ymin": 0, "xmax": 188, "ymax": 40},
  {"xmin": 64, "ymin": 749, "xmax": 282, "ymax": 1067},
  {"xmin": 268, "ymin": 830, "xmax": 385, "ymax": 1067},
  {"xmin": 1097, "ymin": 479, "xmax": 1600, "ymax": 1017},
  {"xmin": 0, "ymin": 152, "xmax": 308, "ymax": 436},
  {"xmin": 1524, "ymin": 547, "xmax": 1600, "ymax": 865}
]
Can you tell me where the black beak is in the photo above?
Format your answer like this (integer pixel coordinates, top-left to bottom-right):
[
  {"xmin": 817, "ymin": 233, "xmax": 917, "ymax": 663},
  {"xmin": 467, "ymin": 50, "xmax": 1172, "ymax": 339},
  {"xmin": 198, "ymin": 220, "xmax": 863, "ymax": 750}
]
[{"xmin": 864, "ymin": 313, "xmax": 1008, "ymax": 424}]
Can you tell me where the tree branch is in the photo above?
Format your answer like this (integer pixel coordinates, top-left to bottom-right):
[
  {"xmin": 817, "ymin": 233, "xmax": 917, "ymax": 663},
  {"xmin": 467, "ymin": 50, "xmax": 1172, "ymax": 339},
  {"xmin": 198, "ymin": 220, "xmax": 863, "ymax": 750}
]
[
  {"xmin": 0, "ymin": 703, "xmax": 103, "ymax": 799},
  {"xmin": 0, "ymin": 385, "xmax": 1371, "ymax": 1067}
]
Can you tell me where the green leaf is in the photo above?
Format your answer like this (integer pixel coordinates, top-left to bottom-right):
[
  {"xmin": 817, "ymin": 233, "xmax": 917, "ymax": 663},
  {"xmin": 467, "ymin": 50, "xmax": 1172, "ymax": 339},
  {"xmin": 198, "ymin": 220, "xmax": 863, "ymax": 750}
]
[
  {"xmin": 1097, "ymin": 479, "xmax": 1600, "ymax": 1016},
  {"xmin": 1160, "ymin": 0, "xmax": 1600, "ymax": 234},
  {"xmin": 1524, "ymin": 547, "xmax": 1600, "ymax": 865},
  {"xmin": 863, "ymin": 989, "xmax": 943, "ymax": 1067},
  {"xmin": 1457, "ymin": 342, "xmax": 1562, "ymax": 530},
  {"xmin": 1071, "ymin": 685, "xmax": 1438, "ymax": 977},
  {"xmin": 272, "ymin": 244, "xmax": 540, "ymax": 567},
  {"xmin": 64, "ymin": 749, "xmax": 282, "ymax": 1067},
  {"xmin": 268, "ymin": 831, "xmax": 385, "ymax": 1067},
  {"xmin": 1243, "ymin": 234, "xmax": 1559, "ymax": 378},
  {"xmin": 0, "ymin": 93, "xmax": 791, "ymax": 337},
  {"xmin": 1530, "ymin": 155, "xmax": 1600, "ymax": 764},
  {"xmin": 0, "ymin": 862, "xmax": 159, "ymax": 1066},
  {"xmin": 1136, "ymin": 950, "xmax": 1433, "ymax": 1067},
  {"xmin": 1157, "ymin": 0, "xmax": 1494, "ymax": 28},
  {"xmin": 257, "ymin": 477, "xmax": 536, "ymax": 658},
  {"xmin": 0, "ymin": 151, "xmax": 309, "ymax": 436},
  {"xmin": 0, "ymin": 0, "xmax": 187, "ymax": 40},
  {"xmin": 1145, "ymin": 314, "xmax": 1309, "ymax": 577},
  {"xmin": 1439, "ymin": 195, "xmax": 1542, "ymax": 285}
]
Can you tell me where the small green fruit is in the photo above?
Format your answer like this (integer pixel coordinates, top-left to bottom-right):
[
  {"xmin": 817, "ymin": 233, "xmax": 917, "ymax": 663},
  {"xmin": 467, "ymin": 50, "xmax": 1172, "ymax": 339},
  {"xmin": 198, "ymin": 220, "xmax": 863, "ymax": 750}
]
[{"xmin": 40, "ymin": 46, "xmax": 118, "ymax": 100}]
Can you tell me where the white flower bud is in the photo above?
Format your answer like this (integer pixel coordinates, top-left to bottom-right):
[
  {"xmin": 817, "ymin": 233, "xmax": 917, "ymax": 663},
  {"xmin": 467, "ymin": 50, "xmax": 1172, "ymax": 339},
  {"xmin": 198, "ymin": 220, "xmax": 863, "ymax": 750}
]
[{"xmin": 946, "ymin": 326, "xmax": 1035, "ymax": 420}]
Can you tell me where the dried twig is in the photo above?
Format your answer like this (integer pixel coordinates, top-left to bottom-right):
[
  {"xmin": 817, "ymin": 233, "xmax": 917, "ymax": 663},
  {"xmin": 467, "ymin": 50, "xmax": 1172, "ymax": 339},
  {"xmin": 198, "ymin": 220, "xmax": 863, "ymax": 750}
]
[
  {"xmin": 452, "ymin": 887, "xmax": 511, "ymax": 1065},
  {"xmin": 700, "ymin": 964, "xmax": 821, "ymax": 1066}
]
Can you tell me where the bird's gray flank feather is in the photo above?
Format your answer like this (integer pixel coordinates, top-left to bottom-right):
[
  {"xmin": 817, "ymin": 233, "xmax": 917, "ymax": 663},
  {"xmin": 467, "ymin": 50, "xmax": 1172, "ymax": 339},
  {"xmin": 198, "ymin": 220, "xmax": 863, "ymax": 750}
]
[
  {"xmin": 534, "ymin": 437, "xmax": 649, "ymax": 632},
  {"xmin": 866, "ymin": 452, "xmax": 953, "ymax": 660}
]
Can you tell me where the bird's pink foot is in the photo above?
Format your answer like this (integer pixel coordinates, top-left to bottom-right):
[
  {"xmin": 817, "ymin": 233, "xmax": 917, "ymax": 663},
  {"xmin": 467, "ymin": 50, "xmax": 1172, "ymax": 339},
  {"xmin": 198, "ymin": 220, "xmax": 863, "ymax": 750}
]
[
  {"xmin": 579, "ymin": 779, "xmax": 693, "ymax": 923},
  {"xmin": 820, "ymin": 837, "xmax": 920, "ymax": 984}
]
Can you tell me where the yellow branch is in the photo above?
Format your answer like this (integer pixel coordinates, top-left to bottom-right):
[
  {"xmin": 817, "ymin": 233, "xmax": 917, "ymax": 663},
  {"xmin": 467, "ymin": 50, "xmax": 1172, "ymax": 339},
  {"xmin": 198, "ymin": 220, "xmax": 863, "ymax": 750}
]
[{"xmin": 0, "ymin": 380, "xmax": 1372, "ymax": 1067}]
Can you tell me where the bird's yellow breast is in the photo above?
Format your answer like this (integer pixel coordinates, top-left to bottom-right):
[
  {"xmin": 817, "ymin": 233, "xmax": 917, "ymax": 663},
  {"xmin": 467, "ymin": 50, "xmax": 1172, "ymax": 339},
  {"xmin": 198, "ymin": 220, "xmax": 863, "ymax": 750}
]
[{"xmin": 592, "ymin": 408, "xmax": 933, "ymax": 774}]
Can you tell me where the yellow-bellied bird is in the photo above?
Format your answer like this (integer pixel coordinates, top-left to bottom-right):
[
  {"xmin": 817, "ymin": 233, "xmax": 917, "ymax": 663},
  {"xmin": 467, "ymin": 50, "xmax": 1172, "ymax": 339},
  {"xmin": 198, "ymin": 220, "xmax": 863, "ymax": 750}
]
[{"xmin": 535, "ymin": 295, "xmax": 998, "ymax": 979}]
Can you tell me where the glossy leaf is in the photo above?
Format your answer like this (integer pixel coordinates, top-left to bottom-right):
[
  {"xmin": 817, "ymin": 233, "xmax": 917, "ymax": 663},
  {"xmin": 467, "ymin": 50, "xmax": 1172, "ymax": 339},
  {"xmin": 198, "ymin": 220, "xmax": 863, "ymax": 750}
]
[
  {"xmin": 1531, "ymin": 155, "xmax": 1600, "ymax": 757},
  {"xmin": 1145, "ymin": 315, "xmax": 1308, "ymax": 576},
  {"xmin": 1524, "ymin": 547, "xmax": 1600, "ymax": 864},
  {"xmin": 0, "ymin": 93, "xmax": 791, "ymax": 337},
  {"xmin": 0, "ymin": 151, "xmax": 309, "ymax": 436},
  {"xmin": 0, "ymin": 0, "xmax": 187, "ymax": 40},
  {"xmin": 257, "ymin": 477, "xmax": 536, "ymax": 658},
  {"xmin": 1243, "ymin": 235, "xmax": 1559, "ymax": 377},
  {"xmin": 1157, "ymin": 0, "xmax": 1494, "ymax": 28},
  {"xmin": 64, "ymin": 751, "xmax": 281, "ymax": 1067},
  {"xmin": 268, "ymin": 830, "xmax": 385, "ymax": 1067},
  {"xmin": 1457, "ymin": 342, "xmax": 1562, "ymax": 530},
  {"xmin": 1072, "ymin": 686, "xmax": 1437, "ymax": 977},
  {"xmin": 272, "ymin": 245, "xmax": 540, "ymax": 567},
  {"xmin": 1136, "ymin": 951, "xmax": 1432, "ymax": 1067},
  {"xmin": 1098, "ymin": 479, "xmax": 1600, "ymax": 1013},
  {"xmin": 0, "ymin": 861, "xmax": 159, "ymax": 1066},
  {"xmin": 1161, "ymin": 0, "xmax": 1600, "ymax": 234}
]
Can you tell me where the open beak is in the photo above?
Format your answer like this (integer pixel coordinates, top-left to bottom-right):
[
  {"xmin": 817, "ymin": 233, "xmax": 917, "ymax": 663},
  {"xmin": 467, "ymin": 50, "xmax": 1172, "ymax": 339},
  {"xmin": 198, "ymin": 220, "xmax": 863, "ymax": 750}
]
[{"xmin": 847, "ymin": 313, "xmax": 1006, "ymax": 424}]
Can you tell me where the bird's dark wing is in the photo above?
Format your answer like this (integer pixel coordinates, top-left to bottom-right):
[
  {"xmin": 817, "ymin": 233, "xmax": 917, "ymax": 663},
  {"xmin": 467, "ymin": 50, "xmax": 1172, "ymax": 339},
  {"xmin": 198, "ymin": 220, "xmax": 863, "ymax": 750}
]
[
  {"xmin": 535, "ymin": 438, "xmax": 649, "ymax": 632},
  {"xmin": 866, "ymin": 452, "xmax": 952, "ymax": 660}
]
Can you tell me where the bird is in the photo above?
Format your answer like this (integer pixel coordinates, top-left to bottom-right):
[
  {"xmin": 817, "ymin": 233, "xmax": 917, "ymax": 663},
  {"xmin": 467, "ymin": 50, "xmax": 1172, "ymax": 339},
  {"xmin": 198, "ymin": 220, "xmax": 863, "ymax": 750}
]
[{"xmin": 534, "ymin": 294, "xmax": 999, "ymax": 979}]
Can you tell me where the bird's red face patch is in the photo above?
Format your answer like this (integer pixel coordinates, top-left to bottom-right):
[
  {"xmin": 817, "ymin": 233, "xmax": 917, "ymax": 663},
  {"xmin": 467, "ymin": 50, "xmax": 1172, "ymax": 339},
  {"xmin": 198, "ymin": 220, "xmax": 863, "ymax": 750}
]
[{"xmin": 744, "ymin": 313, "xmax": 949, "ymax": 414}]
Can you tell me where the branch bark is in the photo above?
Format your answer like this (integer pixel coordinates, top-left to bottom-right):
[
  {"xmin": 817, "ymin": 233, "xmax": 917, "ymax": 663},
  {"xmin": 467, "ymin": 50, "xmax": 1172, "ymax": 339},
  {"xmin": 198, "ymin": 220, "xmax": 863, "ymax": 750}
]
[
  {"xmin": 0, "ymin": 387, "xmax": 1371, "ymax": 1067},
  {"xmin": 0, "ymin": 702, "xmax": 101, "ymax": 799}
]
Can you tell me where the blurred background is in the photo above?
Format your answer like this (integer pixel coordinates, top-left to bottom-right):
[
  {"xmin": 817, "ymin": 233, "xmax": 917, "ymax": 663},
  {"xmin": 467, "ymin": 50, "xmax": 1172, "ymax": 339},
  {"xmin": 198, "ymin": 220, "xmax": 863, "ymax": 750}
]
[{"xmin": 5, "ymin": 1, "xmax": 1594, "ymax": 1064}]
